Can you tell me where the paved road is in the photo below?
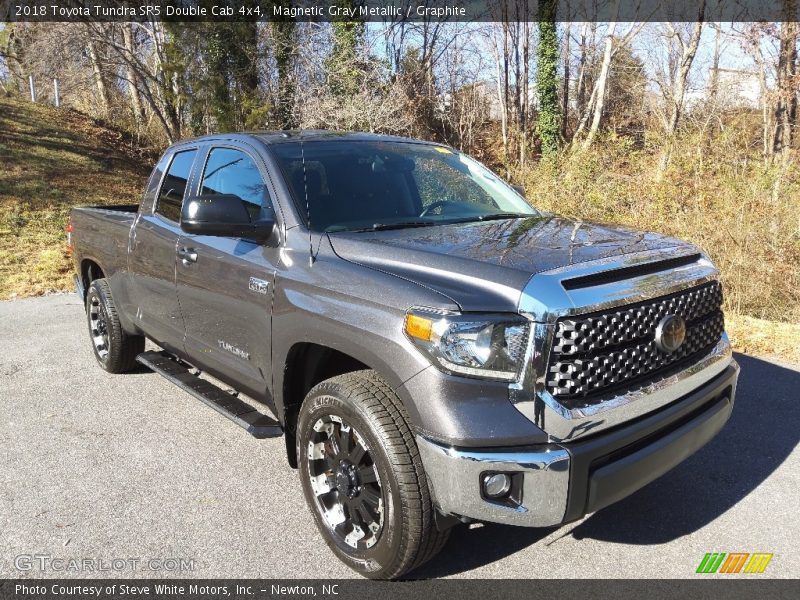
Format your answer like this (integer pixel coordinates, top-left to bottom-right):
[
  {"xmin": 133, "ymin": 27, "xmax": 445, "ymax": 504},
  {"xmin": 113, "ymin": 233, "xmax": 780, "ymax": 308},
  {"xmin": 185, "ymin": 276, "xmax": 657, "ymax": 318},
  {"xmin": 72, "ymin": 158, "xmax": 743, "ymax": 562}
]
[{"xmin": 1, "ymin": 294, "xmax": 798, "ymax": 579}]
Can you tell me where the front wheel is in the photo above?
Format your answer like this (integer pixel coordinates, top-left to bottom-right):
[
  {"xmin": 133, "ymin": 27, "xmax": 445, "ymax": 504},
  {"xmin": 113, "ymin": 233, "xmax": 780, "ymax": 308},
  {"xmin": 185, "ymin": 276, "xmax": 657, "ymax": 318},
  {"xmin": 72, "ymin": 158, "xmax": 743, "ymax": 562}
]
[
  {"xmin": 296, "ymin": 370, "xmax": 449, "ymax": 579},
  {"xmin": 85, "ymin": 279, "xmax": 144, "ymax": 373}
]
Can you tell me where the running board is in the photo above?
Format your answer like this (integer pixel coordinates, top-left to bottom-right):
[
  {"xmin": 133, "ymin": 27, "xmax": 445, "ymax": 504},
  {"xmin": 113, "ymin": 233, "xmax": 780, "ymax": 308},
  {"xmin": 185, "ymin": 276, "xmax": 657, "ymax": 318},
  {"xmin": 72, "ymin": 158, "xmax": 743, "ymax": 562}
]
[{"xmin": 136, "ymin": 351, "xmax": 283, "ymax": 439}]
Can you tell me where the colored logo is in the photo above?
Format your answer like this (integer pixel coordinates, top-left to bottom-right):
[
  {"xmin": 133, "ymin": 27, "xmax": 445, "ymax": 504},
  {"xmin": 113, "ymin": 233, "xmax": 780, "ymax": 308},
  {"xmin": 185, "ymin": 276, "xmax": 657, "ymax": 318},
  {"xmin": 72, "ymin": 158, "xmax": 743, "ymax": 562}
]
[{"xmin": 696, "ymin": 552, "xmax": 773, "ymax": 574}]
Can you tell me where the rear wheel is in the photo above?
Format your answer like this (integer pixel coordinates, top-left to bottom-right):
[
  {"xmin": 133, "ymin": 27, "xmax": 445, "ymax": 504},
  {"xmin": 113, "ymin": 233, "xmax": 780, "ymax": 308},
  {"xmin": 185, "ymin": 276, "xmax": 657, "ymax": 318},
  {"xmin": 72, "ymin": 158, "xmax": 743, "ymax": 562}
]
[
  {"xmin": 297, "ymin": 370, "xmax": 449, "ymax": 579},
  {"xmin": 86, "ymin": 279, "xmax": 144, "ymax": 373}
]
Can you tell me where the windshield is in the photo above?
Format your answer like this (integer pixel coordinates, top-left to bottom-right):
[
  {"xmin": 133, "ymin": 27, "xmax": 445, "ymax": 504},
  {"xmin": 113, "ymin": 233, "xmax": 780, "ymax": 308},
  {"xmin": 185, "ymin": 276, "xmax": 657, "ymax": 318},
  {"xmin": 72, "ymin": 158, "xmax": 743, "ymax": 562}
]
[{"xmin": 270, "ymin": 140, "xmax": 538, "ymax": 232}]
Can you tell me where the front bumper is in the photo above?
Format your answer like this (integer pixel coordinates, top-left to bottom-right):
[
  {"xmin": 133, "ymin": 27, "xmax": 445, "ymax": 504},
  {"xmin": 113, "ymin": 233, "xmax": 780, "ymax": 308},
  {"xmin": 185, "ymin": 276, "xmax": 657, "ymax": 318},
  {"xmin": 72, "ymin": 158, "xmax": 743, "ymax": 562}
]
[{"xmin": 417, "ymin": 360, "xmax": 739, "ymax": 527}]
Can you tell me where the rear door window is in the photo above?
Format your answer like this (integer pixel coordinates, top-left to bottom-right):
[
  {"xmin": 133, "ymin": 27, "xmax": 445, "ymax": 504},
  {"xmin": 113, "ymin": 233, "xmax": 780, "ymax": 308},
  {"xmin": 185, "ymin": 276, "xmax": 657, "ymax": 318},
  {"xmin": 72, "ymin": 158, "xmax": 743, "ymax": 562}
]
[{"xmin": 155, "ymin": 149, "xmax": 197, "ymax": 222}]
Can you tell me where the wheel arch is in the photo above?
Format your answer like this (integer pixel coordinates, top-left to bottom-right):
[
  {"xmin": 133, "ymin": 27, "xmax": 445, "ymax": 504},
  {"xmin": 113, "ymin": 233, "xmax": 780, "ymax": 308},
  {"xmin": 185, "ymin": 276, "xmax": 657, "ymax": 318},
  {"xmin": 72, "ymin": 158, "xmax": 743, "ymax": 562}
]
[
  {"xmin": 80, "ymin": 258, "xmax": 106, "ymax": 300},
  {"xmin": 280, "ymin": 342, "xmax": 371, "ymax": 468}
]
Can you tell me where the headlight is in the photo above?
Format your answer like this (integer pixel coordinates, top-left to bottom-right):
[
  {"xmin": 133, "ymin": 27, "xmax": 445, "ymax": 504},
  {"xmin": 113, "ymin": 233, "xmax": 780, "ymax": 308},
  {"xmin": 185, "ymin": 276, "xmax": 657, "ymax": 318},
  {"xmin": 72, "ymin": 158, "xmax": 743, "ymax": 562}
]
[{"xmin": 404, "ymin": 310, "xmax": 530, "ymax": 381}]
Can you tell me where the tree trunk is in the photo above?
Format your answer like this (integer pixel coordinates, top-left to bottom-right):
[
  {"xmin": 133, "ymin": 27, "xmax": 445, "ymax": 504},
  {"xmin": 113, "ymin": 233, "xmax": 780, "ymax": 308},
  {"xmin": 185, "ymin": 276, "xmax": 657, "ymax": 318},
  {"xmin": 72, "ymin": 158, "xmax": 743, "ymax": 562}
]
[
  {"xmin": 86, "ymin": 34, "xmax": 110, "ymax": 116},
  {"xmin": 709, "ymin": 24, "xmax": 721, "ymax": 105},
  {"xmin": 271, "ymin": 19, "xmax": 297, "ymax": 129},
  {"xmin": 489, "ymin": 19, "xmax": 510, "ymax": 165},
  {"xmin": 773, "ymin": 12, "xmax": 798, "ymax": 154},
  {"xmin": 520, "ymin": 17, "xmax": 529, "ymax": 166},
  {"xmin": 561, "ymin": 21, "xmax": 571, "ymax": 139},
  {"xmin": 494, "ymin": 50, "xmax": 509, "ymax": 164},
  {"xmin": 658, "ymin": 6, "xmax": 705, "ymax": 176},
  {"xmin": 581, "ymin": 19, "xmax": 617, "ymax": 150},
  {"xmin": 536, "ymin": 0, "xmax": 561, "ymax": 158},
  {"xmin": 666, "ymin": 8, "xmax": 705, "ymax": 135},
  {"xmin": 122, "ymin": 24, "xmax": 144, "ymax": 123},
  {"xmin": 574, "ymin": 22, "xmax": 591, "ymax": 116},
  {"xmin": 503, "ymin": 19, "xmax": 510, "ymax": 165}
]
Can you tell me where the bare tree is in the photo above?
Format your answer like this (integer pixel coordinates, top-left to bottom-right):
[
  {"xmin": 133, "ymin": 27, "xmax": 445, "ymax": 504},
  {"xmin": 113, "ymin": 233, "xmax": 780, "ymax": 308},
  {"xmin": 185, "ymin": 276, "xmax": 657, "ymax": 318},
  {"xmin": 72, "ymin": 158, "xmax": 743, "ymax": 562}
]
[
  {"xmin": 121, "ymin": 23, "xmax": 144, "ymax": 124},
  {"xmin": 561, "ymin": 21, "xmax": 572, "ymax": 139},
  {"xmin": 574, "ymin": 21, "xmax": 595, "ymax": 120},
  {"xmin": 649, "ymin": 3, "xmax": 705, "ymax": 174},
  {"xmin": 735, "ymin": 19, "xmax": 798, "ymax": 159},
  {"xmin": 85, "ymin": 25, "xmax": 110, "ymax": 117},
  {"xmin": 487, "ymin": 18, "xmax": 511, "ymax": 163},
  {"xmin": 663, "ymin": 5, "xmax": 705, "ymax": 136},
  {"xmin": 573, "ymin": 4, "xmax": 647, "ymax": 149},
  {"xmin": 484, "ymin": 1, "xmax": 533, "ymax": 166},
  {"xmin": 772, "ymin": 12, "xmax": 798, "ymax": 154}
]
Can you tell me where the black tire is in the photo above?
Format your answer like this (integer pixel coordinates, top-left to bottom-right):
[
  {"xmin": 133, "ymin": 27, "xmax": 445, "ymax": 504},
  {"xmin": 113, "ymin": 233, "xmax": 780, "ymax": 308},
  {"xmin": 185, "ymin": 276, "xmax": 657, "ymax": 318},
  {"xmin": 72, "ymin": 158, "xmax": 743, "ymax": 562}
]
[
  {"xmin": 296, "ymin": 370, "xmax": 449, "ymax": 580},
  {"xmin": 85, "ymin": 279, "xmax": 145, "ymax": 374}
]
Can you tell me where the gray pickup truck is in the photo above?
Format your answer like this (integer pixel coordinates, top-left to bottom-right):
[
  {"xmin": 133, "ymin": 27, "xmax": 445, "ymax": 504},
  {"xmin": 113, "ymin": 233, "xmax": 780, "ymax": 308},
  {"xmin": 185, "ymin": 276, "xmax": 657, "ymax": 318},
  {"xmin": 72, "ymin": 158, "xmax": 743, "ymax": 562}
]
[{"xmin": 69, "ymin": 132, "xmax": 739, "ymax": 579}]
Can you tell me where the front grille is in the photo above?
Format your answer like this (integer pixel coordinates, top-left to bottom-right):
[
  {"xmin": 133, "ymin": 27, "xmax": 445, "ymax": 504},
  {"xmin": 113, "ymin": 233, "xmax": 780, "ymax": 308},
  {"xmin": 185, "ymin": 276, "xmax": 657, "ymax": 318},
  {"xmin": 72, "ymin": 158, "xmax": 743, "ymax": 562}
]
[{"xmin": 545, "ymin": 281, "xmax": 724, "ymax": 405}]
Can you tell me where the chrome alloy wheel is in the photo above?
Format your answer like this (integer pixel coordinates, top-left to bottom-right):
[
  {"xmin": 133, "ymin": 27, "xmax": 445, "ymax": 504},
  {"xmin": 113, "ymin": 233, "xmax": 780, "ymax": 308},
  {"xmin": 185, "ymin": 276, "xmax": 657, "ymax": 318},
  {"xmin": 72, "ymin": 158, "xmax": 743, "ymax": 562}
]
[
  {"xmin": 306, "ymin": 414, "xmax": 384, "ymax": 549},
  {"xmin": 88, "ymin": 294, "xmax": 110, "ymax": 360}
]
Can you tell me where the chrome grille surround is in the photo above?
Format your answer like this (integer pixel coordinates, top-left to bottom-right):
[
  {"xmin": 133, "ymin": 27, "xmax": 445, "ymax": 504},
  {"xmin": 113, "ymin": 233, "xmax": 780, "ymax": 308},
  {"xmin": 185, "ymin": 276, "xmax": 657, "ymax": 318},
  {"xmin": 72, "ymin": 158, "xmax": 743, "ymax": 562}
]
[{"xmin": 509, "ymin": 248, "xmax": 735, "ymax": 442}]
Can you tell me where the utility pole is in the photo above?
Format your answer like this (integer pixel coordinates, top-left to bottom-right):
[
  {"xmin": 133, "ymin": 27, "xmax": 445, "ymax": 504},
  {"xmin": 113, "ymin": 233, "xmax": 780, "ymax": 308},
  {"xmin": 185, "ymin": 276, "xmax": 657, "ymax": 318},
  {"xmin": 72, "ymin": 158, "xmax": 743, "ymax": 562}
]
[
  {"xmin": 53, "ymin": 78, "xmax": 60, "ymax": 107},
  {"xmin": 28, "ymin": 75, "xmax": 36, "ymax": 102}
]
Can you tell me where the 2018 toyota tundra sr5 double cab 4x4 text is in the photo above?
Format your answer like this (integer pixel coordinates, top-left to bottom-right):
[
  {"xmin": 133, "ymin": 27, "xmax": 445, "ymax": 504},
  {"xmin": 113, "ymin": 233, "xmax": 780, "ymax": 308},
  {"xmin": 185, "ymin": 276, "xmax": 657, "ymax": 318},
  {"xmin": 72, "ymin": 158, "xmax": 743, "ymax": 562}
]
[{"xmin": 69, "ymin": 132, "xmax": 739, "ymax": 579}]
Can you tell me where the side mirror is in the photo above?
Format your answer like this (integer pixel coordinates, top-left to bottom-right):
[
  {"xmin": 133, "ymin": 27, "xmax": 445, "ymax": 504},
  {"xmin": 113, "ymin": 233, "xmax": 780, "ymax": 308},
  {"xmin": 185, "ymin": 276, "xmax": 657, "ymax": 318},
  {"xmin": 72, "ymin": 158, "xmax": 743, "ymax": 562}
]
[
  {"xmin": 511, "ymin": 184, "xmax": 526, "ymax": 198},
  {"xmin": 181, "ymin": 194, "xmax": 275, "ymax": 243}
]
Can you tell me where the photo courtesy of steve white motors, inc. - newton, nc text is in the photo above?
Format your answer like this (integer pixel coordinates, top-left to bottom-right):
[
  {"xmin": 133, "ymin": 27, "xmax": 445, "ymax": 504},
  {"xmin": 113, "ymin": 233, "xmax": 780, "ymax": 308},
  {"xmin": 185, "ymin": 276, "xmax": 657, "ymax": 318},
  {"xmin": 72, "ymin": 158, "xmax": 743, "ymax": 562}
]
[{"xmin": 0, "ymin": 0, "xmax": 799, "ymax": 599}]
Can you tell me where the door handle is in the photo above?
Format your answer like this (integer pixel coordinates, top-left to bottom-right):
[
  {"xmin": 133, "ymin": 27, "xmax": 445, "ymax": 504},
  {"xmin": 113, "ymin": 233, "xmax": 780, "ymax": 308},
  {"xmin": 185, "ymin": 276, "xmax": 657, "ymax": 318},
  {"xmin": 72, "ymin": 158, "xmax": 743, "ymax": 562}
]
[{"xmin": 177, "ymin": 246, "xmax": 198, "ymax": 264}]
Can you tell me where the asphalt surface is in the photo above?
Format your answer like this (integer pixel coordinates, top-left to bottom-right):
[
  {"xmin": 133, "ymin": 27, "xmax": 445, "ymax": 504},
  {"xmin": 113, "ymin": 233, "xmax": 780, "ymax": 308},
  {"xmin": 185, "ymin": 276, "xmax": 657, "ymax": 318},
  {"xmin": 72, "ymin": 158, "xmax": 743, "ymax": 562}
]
[{"xmin": 1, "ymin": 294, "xmax": 798, "ymax": 579}]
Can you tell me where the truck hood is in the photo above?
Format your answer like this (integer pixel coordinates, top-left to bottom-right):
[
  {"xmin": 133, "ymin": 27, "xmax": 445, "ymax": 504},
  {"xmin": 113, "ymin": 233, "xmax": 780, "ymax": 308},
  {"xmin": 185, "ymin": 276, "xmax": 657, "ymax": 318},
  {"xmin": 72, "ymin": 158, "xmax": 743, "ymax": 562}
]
[{"xmin": 328, "ymin": 215, "xmax": 697, "ymax": 312}]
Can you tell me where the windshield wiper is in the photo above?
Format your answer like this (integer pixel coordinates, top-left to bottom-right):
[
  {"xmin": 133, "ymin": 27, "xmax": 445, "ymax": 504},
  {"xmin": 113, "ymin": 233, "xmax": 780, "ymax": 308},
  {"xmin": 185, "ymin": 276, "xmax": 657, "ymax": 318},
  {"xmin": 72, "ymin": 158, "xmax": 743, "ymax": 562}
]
[
  {"xmin": 473, "ymin": 212, "xmax": 536, "ymax": 222},
  {"xmin": 344, "ymin": 214, "xmax": 535, "ymax": 232},
  {"xmin": 352, "ymin": 221, "xmax": 436, "ymax": 232}
]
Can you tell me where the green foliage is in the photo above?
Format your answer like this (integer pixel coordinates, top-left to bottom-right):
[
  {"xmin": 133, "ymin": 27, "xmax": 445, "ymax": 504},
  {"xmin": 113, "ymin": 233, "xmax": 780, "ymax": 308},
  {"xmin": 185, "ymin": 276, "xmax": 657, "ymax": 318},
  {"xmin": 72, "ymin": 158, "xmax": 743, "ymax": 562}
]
[
  {"xmin": 326, "ymin": 2, "xmax": 365, "ymax": 98},
  {"xmin": 269, "ymin": 3, "xmax": 297, "ymax": 129},
  {"xmin": 536, "ymin": 0, "xmax": 561, "ymax": 158},
  {"xmin": 206, "ymin": 21, "xmax": 261, "ymax": 131},
  {"xmin": 164, "ymin": 16, "xmax": 261, "ymax": 134}
]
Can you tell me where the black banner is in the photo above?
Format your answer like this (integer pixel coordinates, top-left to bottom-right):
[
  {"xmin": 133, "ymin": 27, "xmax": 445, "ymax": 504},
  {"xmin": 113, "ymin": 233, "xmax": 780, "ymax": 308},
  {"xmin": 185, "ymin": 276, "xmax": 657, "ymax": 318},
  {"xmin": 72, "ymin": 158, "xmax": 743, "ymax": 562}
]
[
  {"xmin": 1, "ymin": 0, "xmax": 800, "ymax": 23},
  {"xmin": 1, "ymin": 580, "xmax": 799, "ymax": 600}
]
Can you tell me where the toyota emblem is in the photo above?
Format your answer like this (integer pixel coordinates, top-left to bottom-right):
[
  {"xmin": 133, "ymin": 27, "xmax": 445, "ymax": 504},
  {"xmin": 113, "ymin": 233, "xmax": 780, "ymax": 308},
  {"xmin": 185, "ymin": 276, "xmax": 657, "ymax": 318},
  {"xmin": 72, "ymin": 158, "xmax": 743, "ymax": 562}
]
[{"xmin": 655, "ymin": 314, "xmax": 686, "ymax": 353}]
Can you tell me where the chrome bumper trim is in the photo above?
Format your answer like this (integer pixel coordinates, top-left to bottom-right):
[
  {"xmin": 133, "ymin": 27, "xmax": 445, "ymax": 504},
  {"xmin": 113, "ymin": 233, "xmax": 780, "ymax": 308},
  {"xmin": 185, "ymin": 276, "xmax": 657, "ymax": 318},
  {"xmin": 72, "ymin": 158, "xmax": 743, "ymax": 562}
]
[
  {"xmin": 511, "ymin": 335, "xmax": 734, "ymax": 442},
  {"xmin": 416, "ymin": 436, "xmax": 570, "ymax": 527}
]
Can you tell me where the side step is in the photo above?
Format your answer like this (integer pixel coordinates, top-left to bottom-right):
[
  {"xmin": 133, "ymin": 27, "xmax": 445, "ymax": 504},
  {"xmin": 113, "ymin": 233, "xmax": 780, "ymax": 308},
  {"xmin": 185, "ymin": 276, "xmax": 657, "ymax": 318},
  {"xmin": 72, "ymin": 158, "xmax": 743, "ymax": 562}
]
[{"xmin": 136, "ymin": 351, "xmax": 282, "ymax": 439}]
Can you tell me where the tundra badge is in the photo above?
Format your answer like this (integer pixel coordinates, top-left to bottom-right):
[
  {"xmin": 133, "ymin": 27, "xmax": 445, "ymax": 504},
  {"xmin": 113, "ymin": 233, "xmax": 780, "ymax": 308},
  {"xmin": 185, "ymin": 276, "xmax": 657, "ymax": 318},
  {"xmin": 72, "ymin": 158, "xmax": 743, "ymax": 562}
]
[
  {"xmin": 249, "ymin": 277, "xmax": 270, "ymax": 295},
  {"xmin": 218, "ymin": 340, "xmax": 250, "ymax": 361}
]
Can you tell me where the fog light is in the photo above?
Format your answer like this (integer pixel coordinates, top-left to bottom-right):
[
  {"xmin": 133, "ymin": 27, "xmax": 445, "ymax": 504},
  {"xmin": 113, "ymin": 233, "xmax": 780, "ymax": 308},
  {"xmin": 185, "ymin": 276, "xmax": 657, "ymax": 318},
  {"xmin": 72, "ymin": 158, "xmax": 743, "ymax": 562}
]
[{"xmin": 482, "ymin": 473, "xmax": 512, "ymax": 498}]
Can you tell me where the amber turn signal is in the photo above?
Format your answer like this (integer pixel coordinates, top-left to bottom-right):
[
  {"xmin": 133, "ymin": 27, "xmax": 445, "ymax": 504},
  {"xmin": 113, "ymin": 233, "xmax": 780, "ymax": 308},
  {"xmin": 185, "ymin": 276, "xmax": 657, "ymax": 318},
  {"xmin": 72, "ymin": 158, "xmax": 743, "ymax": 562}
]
[{"xmin": 404, "ymin": 314, "xmax": 433, "ymax": 341}]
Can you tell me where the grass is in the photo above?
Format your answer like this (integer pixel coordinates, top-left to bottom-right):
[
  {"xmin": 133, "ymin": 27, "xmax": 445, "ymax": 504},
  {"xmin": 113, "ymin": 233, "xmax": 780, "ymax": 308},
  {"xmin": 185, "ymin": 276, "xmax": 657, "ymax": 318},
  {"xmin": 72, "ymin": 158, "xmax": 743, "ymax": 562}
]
[
  {"xmin": 0, "ymin": 97, "xmax": 152, "ymax": 298},
  {"xmin": 727, "ymin": 314, "xmax": 800, "ymax": 366}
]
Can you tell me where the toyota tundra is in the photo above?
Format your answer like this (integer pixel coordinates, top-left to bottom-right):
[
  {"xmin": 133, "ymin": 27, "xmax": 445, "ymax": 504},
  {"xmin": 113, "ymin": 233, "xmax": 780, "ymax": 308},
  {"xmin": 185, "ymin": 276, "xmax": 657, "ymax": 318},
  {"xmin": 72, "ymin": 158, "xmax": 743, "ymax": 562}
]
[{"xmin": 68, "ymin": 132, "xmax": 739, "ymax": 578}]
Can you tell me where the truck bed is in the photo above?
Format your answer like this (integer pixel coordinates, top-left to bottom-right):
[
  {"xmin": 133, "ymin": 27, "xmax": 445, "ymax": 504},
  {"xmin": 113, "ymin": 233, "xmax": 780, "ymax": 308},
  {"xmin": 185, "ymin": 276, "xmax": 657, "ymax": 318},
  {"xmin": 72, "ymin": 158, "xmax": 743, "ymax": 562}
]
[
  {"xmin": 80, "ymin": 204, "xmax": 140, "ymax": 213},
  {"xmin": 70, "ymin": 205, "xmax": 138, "ymax": 285}
]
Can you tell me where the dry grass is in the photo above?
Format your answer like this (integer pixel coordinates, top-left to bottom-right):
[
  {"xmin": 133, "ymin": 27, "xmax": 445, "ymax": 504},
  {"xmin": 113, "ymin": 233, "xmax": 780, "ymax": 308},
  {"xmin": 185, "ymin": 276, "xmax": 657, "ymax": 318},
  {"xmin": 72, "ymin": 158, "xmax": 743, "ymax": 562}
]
[
  {"xmin": 0, "ymin": 97, "xmax": 153, "ymax": 299},
  {"xmin": 726, "ymin": 313, "xmax": 800, "ymax": 365}
]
